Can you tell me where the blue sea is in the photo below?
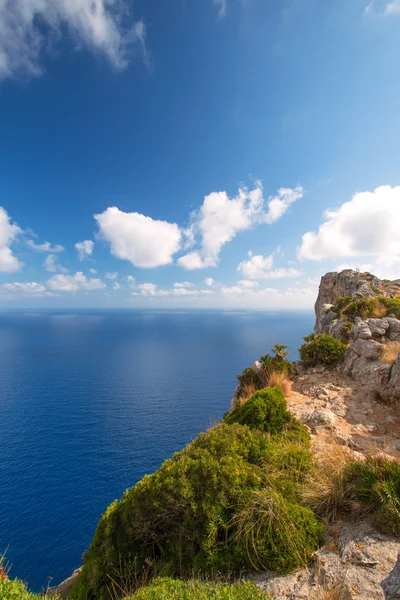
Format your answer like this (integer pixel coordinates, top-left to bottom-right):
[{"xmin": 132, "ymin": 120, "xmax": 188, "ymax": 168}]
[{"xmin": 0, "ymin": 310, "xmax": 313, "ymax": 592}]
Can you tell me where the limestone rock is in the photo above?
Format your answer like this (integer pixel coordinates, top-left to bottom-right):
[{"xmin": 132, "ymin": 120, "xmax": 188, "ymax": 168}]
[{"xmin": 382, "ymin": 553, "xmax": 400, "ymax": 599}]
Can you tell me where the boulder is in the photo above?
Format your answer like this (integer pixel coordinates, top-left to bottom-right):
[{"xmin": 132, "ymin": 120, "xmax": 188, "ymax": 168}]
[{"xmin": 382, "ymin": 553, "xmax": 400, "ymax": 599}]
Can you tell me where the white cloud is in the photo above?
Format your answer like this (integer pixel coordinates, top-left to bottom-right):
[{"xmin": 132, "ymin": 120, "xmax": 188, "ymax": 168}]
[
  {"xmin": 47, "ymin": 271, "xmax": 106, "ymax": 292},
  {"xmin": 178, "ymin": 184, "xmax": 303, "ymax": 269},
  {"xmin": 126, "ymin": 275, "xmax": 136, "ymax": 289},
  {"xmin": 178, "ymin": 251, "xmax": 206, "ymax": 270},
  {"xmin": 385, "ymin": 1, "xmax": 400, "ymax": 14},
  {"xmin": 0, "ymin": 207, "xmax": 23, "ymax": 272},
  {"xmin": 105, "ymin": 271, "xmax": 118, "ymax": 280},
  {"xmin": 95, "ymin": 207, "xmax": 181, "ymax": 268},
  {"xmin": 263, "ymin": 187, "xmax": 304, "ymax": 225},
  {"xmin": 213, "ymin": 0, "xmax": 227, "ymax": 17},
  {"xmin": 89, "ymin": 268, "xmax": 97, "ymax": 274},
  {"xmin": 237, "ymin": 251, "xmax": 301, "ymax": 280},
  {"xmin": 27, "ymin": 240, "xmax": 64, "ymax": 253},
  {"xmin": 131, "ymin": 282, "xmax": 213, "ymax": 297},
  {"xmin": 173, "ymin": 281, "xmax": 194, "ymax": 288},
  {"xmin": 0, "ymin": 281, "xmax": 48, "ymax": 296},
  {"xmin": 0, "ymin": 0, "xmax": 148, "ymax": 80},
  {"xmin": 237, "ymin": 279, "xmax": 259, "ymax": 288},
  {"xmin": 75, "ymin": 240, "xmax": 94, "ymax": 260},
  {"xmin": 44, "ymin": 254, "xmax": 68, "ymax": 273},
  {"xmin": 113, "ymin": 282, "xmax": 121, "ymax": 290},
  {"xmin": 298, "ymin": 186, "xmax": 400, "ymax": 270},
  {"xmin": 204, "ymin": 277, "xmax": 214, "ymax": 286}
]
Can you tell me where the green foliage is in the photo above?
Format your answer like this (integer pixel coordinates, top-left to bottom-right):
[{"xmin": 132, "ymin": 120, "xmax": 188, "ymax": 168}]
[
  {"xmin": 224, "ymin": 388, "xmax": 291, "ymax": 434},
  {"xmin": 72, "ymin": 402, "xmax": 321, "ymax": 599},
  {"xmin": 347, "ymin": 455, "xmax": 400, "ymax": 535},
  {"xmin": 331, "ymin": 296, "xmax": 352, "ymax": 314},
  {"xmin": 341, "ymin": 296, "xmax": 400, "ymax": 322},
  {"xmin": 370, "ymin": 285, "xmax": 384, "ymax": 295},
  {"xmin": 234, "ymin": 487, "xmax": 324, "ymax": 572},
  {"xmin": 271, "ymin": 344, "xmax": 289, "ymax": 361},
  {"xmin": 302, "ymin": 333, "xmax": 315, "ymax": 343},
  {"xmin": 259, "ymin": 354, "xmax": 294, "ymax": 378},
  {"xmin": 128, "ymin": 577, "xmax": 270, "ymax": 600},
  {"xmin": 0, "ymin": 578, "xmax": 40, "ymax": 599},
  {"xmin": 299, "ymin": 334, "xmax": 347, "ymax": 368},
  {"xmin": 236, "ymin": 368, "xmax": 264, "ymax": 396}
]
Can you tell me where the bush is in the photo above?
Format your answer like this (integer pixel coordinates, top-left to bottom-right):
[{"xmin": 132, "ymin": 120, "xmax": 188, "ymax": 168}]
[
  {"xmin": 259, "ymin": 354, "xmax": 294, "ymax": 379},
  {"xmin": 224, "ymin": 388, "xmax": 291, "ymax": 434},
  {"xmin": 236, "ymin": 368, "xmax": 264, "ymax": 398},
  {"xmin": 71, "ymin": 414, "xmax": 321, "ymax": 599},
  {"xmin": 0, "ymin": 559, "xmax": 40, "ymax": 600},
  {"xmin": 299, "ymin": 334, "xmax": 347, "ymax": 368},
  {"xmin": 234, "ymin": 487, "xmax": 324, "ymax": 572},
  {"xmin": 331, "ymin": 296, "xmax": 352, "ymax": 314},
  {"xmin": 128, "ymin": 577, "xmax": 270, "ymax": 600},
  {"xmin": 349, "ymin": 454, "xmax": 400, "ymax": 535},
  {"xmin": 303, "ymin": 447, "xmax": 400, "ymax": 536}
]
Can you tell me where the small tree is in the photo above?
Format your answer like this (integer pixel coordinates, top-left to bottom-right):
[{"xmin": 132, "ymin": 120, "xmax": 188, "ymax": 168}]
[{"xmin": 271, "ymin": 344, "xmax": 289, "ymax": 361}]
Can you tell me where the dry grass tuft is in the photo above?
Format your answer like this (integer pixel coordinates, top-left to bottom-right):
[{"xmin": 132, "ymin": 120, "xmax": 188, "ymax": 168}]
[
  {"xmin": 380, "ymin": 342, "xmax": 400, "ymax": 365},
  {"xmin": 267, "ymin": 371, "xmax": 292, "ymax": 397},
  {"xmin": 232, "ymin": 382, "xmax": 260, "ymax": 409},
  {"xmin": 371, "ymin": 302, "xmax": 388, "ymax": 318},
  {"xmin": 302, "ymin": 443, "xmax": 354, "ymax": 522}
]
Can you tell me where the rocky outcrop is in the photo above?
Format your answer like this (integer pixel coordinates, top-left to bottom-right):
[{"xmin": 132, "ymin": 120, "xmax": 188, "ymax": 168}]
[
  {"xmin": 253, "ymin": 523, "xmax": 400, "ymax": 600},
  {"xmin": 339, "ymin": 316, "xmax": 400, "ymax": 400},
  {"xmin": 315, "ymin": 270, "xmax": 400, "ymax": 335}
]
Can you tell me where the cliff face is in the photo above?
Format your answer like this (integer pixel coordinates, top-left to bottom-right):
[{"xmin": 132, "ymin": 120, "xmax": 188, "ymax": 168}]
[{"xmin": 312, "ymin": 269, "xmax": 400, "ymax": 402}]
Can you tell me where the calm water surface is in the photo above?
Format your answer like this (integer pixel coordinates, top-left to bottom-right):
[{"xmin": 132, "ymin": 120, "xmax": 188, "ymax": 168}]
[{"xmin": 0, "ymin": 310, "xmax": 313, "ymax": 591}]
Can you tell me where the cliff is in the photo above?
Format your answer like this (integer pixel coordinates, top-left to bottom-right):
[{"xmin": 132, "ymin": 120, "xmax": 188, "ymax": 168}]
[{"xmin": 313, "ymin": 269, "xmax": 400, "ymax": 402}]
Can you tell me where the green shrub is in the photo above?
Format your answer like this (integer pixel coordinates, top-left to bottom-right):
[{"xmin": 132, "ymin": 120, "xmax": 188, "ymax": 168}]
[
  {"xmin": 259, "ymin": 354, "xmax": 294, "ymax": 379},
  {"xmin": 331, "ymin": 296, "xmax": 352, "ymax": 314},
  {"xmin": 299, "ymin": 334, "xmax": 347, "ymax": 368},
  {"xmin": 129, "ymin": 577, "xmax": 270, "ymax": 600},
  {"xmin": 0, "ymin": 579, "xmax": 38, "ymax": 599},
  {"xmin": 71, "ymin": 415, "xmax": 321, "ymax": 599},
  {"xmin": 224, "ymin": 388, "xmax": 291, "ymax": 434},
  {"xmin": 348, "ymin": 455, "xmax": 400, "ymax": 535},
  {"xmin": 234, "ymin": 487, "xmax": 324, "ymax": 572},
  {"xmin": 302, "ymin": 333, "xmax": 315, "ymax": 343},
  {"xmin": 236, "ymin": 368, "xmax": 264, "ymax": 397}
]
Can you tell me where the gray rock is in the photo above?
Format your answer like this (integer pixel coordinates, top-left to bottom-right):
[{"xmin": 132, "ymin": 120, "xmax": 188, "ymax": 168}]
[
  {"xmin": 382, "ymin": 553, "xmax": 400, "ymax": 599},
  {"xmin": 352, "ymin": 338, "xmax": 383, "ymax": 360},
  {"xmin": 368, "ymin": 318, "xmax": 390, "ymax": 337}
]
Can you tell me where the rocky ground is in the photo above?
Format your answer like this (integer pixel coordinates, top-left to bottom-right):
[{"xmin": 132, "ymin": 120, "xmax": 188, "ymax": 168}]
[{"xmin": 288, "ymin": 369, "xmax": 400, "ymax": 458}]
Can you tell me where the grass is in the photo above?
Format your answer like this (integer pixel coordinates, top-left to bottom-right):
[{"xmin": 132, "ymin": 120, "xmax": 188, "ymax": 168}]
[
  {"xmin": 341, "ymin": 296, "xmax": 400, "ymax": 322},
  {"xmin": 303, "ymin": 444, "xmax": 400, "ymax": 535},
  {"xmin": 266, "ymin": 371, "xmax": 292, "ymax": 397},
  {"xmin": 380, "ymin": 342, "xmax": 400, "ymax": 364},
  {"xmin": 126, "ymin": 577, "xmax": 270, "ymax": 600}
]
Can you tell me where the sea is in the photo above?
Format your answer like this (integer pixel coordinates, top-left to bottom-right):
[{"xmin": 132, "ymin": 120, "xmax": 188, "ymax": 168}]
[{"xmin": 0, "ymin": 309, "xmax": 313, "ymax": 592}]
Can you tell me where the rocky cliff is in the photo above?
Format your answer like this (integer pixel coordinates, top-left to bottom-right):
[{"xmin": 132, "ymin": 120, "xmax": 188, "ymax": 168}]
[{"xmin": 314, "ymin": 269, "xmax": 400, "ymax": 402}]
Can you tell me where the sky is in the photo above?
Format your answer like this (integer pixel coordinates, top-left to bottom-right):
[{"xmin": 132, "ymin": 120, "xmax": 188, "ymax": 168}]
[{"xmin": 0, "ymin": 0, "xmax": 400, "ymax": 309}]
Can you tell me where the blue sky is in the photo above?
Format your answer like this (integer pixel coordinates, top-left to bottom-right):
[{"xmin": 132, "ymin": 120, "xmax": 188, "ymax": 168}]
[{"xmin": 0, "ymin": 0, "xmax": 400, "ymax": 308}]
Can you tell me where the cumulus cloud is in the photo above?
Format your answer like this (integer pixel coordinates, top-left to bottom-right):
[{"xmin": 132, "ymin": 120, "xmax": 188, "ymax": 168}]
[
  {"xmin": 75, "ymin": 240, "xmax": 94, "ymax": 260},
  {"xmin": 105, "ymin": 271, "xmax": 118, "ymax": 280},
  {"xmin": 204, "ymin": 277, "xmax": 214, "ymax": 286},
  {"xmin": 0, "ymin": 0, "xmax": 148, "ymax": 80},
  {"xmin": 113, "ymin": 282, "xmax": 121, "ymax": 290},
  {"xmin": 47, "ymin": 271, "xmax": 106, "ymax": 291},
  {"xmin": 178, "ymin": 184, "xmax": 303, "ymax": 269},
  {"xmin": 237, "ymin": 251, "xmax": 301, "ymax": 280},
  {"xmin": 95, "ymin": 207, "xmax": 181, "ymax": 268},
  {"xmin": 0, "ymin": 207, "xmax": 23, "ymax": 272},
  {"xmin": 385, "ymin": 0, "xmax": 400, "ymax": 14},
  {"xmin": 0, "ymin": 281, "xmax": 49, "ymax": 296},
  {"xmin": 27, "ymin": 240, "xmax": 64, "ymax": 253},
  {"xmin": 298, "ymin": 186, "xmax": 400, "ymax": 269},
  {"xmin": 131, "ymin": 282, "xmax": 213, "ymax": 297},
  {"xmin": 173, "ymin": 281, "xmax": 194, "ymax": 288},
  {"xmin": 44, "ymin": 254, "xmax": 68, "ymax": 273}
]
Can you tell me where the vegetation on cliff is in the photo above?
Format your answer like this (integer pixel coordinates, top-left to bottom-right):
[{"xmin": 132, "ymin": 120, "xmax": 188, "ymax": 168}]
[
  {"xmin": 299, "ymin": 334, "xmax": 348, "ymax": 368},
  {"xmin": 70, "ymin": 386, "xmax": 323, "ymax": 600},
  {"xmin": 126, "ymin": 577, "xmax": 269, "ymax": 600}
]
